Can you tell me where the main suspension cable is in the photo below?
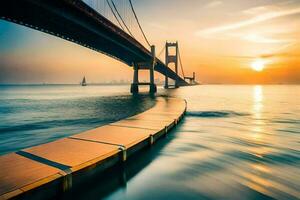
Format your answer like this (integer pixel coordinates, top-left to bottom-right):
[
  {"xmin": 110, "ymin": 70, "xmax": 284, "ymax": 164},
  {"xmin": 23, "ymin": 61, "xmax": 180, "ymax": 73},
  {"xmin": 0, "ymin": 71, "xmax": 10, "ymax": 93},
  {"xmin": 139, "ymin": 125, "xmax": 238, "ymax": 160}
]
[
  {"xmin": 128, "ymin": 0, "xmax": 151, "ymax": 47},
  {"xmin": 157, "ymin": 45, "xmax": 165, "ymax": 59},
  {"xmin": 105, "ymin": 0, "xmax": 125, "ymax": 31}
]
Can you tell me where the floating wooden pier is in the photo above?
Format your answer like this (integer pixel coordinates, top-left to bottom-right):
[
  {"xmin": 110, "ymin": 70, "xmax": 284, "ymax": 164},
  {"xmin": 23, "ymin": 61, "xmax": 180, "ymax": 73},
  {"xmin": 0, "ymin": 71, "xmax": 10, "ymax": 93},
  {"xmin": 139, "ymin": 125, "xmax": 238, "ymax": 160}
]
[{"xmin": 0, "ymin": 97, "xmax": 186, "ymax": 200}]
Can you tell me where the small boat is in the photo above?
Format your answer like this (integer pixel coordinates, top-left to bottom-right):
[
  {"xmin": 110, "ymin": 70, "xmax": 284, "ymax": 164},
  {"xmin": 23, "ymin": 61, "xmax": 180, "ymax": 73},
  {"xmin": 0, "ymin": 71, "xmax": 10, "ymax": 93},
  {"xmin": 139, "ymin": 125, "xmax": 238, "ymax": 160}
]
[{"xmin": 81, "ymin": 76, "xmax": 87, "ymax": 86}]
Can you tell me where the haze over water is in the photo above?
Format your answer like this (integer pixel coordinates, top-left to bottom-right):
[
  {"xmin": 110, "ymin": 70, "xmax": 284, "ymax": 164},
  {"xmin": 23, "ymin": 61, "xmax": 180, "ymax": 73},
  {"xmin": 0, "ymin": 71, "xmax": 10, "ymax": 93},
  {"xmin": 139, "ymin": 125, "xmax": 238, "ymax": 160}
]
[{"xmin": 0, "ymin": 85, "xmax": 299, "ymax": 199}]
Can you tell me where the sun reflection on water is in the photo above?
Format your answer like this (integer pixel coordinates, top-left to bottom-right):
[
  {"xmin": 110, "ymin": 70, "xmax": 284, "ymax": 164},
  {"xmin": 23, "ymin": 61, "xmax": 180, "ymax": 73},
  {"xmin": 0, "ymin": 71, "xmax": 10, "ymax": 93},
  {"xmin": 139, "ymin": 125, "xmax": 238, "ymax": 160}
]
[
  {"xmin": 251, "ymin": 85, "xmax": 265, "ymax": 143},
  {"xmin": 253, "ymin": 85, "xmax": 263, "ymax": 122},
  {"xmin": 86, "ymin": 85, "xmax": 300, "ymax": 200}
]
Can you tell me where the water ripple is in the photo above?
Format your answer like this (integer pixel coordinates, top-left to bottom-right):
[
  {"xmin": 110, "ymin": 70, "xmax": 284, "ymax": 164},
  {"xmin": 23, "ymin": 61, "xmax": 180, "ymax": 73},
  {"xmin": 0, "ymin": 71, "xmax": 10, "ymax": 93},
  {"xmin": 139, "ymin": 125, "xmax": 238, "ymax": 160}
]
[{"xmin": 186, "ymin": 111, "xmax": 249, "ymax": 118}]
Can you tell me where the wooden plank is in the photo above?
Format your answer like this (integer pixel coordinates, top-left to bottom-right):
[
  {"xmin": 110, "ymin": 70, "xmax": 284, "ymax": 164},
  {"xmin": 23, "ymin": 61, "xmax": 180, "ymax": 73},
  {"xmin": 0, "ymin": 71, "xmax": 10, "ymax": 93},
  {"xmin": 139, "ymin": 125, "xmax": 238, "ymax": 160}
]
[
  {"xmin": 0, "ymin": 97, "xmax": 187, "ymax": 199},
  {"xmin": 143, "ymin": 98, "xmax": 186, "ymax": 113},
  {"xmin": 70, "ymin": 125, "xmax": 152, "ymax": 149},
  {"xmin": 110, "ymin": 98, "xmax": 185, "ymax": 131},
  {"xmin": 128, "ymin": 114, "xmax": 176, "ymax": 122},
  {"xmin": 0, "ymin": 153, "xmax": 61, "ymax": 198},
  {"xmin": 110, "ymin": 119, "xmax": 167, "ymax": 131},
  {"xmin": 23, "ymin": 138, "xmax": 119, "ymax": 171}
]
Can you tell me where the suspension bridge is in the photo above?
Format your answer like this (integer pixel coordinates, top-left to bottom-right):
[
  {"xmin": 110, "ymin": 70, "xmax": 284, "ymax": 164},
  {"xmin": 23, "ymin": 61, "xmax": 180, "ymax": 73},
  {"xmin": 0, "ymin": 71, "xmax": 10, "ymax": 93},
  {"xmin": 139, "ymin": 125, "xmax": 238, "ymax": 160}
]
[
  {"xmin": 0, "ymin": 0, "xmax": 197, "ymax": 93},
  {"xmin": 0, "ymin": 1, "xmax": 198, "ymax": 198}
]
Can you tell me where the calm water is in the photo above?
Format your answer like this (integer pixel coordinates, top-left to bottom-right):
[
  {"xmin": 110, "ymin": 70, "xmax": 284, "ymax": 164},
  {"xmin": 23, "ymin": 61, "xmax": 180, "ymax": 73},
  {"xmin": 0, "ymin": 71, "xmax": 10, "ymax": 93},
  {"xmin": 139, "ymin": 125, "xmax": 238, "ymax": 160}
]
[
  {"xmin": 0, "ymin": 85, "xmax": 155, "ymax": 155},
  {"xmin": 0, "ymin": 85, "xmax": 300, "ymax": 200}
]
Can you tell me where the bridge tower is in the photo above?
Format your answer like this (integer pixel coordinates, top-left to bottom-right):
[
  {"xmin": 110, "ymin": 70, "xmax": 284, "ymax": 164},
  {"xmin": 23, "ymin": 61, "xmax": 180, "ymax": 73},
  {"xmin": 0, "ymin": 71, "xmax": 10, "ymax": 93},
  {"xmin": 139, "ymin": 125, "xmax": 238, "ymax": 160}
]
[
  {"xmin": 130, "ymin": 45, "xmax": 157, "ymax": 94},
  {"xmin": 164, "ymin": 42, "xmax": 179, "ymax": 89},
  {"xmin": 184, "ymin": 72, "xmax": 197, "ymax": 84}
]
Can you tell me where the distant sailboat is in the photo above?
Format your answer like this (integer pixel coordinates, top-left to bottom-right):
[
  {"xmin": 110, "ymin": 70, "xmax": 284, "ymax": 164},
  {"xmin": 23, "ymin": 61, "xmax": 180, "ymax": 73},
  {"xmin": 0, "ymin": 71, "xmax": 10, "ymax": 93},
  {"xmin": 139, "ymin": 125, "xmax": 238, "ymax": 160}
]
[{"xmin": 81, "ymin": 76, "xmax": 87, "ymax": 86}]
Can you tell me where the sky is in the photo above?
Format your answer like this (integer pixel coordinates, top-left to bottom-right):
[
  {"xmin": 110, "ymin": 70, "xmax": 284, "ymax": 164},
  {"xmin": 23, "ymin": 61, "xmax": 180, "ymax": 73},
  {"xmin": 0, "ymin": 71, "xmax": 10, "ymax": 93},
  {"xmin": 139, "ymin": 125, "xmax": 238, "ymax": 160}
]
[{"xmin": 0, "ymin": 0, "xmax": 300, "ymax": 84}]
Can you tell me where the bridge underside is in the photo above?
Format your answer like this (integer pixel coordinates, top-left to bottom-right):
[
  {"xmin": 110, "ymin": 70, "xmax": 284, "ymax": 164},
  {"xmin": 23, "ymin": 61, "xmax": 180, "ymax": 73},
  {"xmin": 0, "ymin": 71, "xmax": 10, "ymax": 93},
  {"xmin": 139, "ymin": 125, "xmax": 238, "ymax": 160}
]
[{"xmin": 0, "ymin": 0, "xmax": 189, "ymax": 86}]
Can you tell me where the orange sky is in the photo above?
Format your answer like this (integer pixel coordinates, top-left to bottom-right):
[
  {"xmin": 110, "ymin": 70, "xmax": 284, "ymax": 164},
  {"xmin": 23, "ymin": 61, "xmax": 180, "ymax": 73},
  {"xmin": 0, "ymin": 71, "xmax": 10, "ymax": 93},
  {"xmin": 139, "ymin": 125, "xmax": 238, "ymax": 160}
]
[{"xmin": 0, "ymin": 0, "xmax": 299, "ymax": 84}]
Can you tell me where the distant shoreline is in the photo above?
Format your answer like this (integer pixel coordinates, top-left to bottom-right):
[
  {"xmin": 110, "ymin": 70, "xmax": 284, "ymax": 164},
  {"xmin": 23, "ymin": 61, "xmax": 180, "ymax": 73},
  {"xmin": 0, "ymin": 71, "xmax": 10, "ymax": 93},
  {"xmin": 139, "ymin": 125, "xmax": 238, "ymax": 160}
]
[
  {"xmin": 0, "ymin": 83, "xmax": 132, "ymax": 86},
  {"xmin": 0, "ymin": 83, "xmax": 299, "ymax": 86}
]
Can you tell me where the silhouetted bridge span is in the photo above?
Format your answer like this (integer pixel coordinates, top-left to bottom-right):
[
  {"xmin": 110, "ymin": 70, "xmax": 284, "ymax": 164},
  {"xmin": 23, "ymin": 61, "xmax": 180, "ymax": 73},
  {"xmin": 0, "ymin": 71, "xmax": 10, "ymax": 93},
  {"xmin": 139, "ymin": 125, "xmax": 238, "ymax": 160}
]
[{"xmin": 0, "ymin": 0, "xmax": 197, "ymax": 93}]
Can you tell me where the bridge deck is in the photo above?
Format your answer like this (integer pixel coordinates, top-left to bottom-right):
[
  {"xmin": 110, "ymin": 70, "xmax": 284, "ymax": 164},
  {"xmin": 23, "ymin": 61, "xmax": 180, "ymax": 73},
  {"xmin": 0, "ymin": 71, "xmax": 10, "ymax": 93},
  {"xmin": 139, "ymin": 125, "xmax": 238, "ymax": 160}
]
[
  {"xmin": 0, "ymin": 0, "xmax": 189, "ymax": 86},
  {"xmin": 0, "ymin": 97, "xmax": 186, "ymax": 200}
]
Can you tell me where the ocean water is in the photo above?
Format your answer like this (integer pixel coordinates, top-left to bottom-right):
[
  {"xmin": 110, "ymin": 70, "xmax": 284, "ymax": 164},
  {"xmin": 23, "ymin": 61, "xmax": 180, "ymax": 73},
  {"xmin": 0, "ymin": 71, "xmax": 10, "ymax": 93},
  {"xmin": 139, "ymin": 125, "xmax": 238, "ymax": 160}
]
[
  {"xmin": 0, "ymin": 85, "xmax": 299, "ymax": 200},
  {"xmin": 0, "ymin": 85, "xmax": 156, "ymax": 155},
  {"xmin": 103, "ymin": 85, "xmax": 300, "ymax": 200}
]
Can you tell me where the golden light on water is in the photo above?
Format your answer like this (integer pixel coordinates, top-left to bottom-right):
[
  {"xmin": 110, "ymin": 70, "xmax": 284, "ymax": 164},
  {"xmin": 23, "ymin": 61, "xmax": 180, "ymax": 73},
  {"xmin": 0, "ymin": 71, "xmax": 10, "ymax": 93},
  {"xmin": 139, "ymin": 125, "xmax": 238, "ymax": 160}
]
[
  {"xmin": 253, "ymin": 85, "xmax": 263, "ymax": 119},
  {"xmin": 251, "ymin": 60, "xmax": 265, "ymax": 72},
  {"xmin": 252, "ymin": 85, "xmax": 264, "ymax": 140}
]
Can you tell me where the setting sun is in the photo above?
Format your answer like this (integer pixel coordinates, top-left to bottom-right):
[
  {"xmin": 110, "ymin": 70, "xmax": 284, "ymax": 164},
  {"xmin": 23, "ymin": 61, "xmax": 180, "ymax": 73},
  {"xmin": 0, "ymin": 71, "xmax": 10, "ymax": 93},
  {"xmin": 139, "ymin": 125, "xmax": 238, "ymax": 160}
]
[{"xmin": 251, "ymin": 60, "xmax": 265, "ymax": 72}]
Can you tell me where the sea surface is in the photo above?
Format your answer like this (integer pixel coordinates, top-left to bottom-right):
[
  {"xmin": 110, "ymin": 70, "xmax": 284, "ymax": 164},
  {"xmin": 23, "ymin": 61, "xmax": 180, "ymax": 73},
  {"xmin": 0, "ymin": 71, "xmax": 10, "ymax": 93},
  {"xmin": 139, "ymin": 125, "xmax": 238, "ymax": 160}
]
[
  {"xmin": 0, "ymin": 85, "xmax": 299, "ymax": 200},
  {"xmin": 0, "ymin": 85, "xmax": 156, "ymax": 155}
]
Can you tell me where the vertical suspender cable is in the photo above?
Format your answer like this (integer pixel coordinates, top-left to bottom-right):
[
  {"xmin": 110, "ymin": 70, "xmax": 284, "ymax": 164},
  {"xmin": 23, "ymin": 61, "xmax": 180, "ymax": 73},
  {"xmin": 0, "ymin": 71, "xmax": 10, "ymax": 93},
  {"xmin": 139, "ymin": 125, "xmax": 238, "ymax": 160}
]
[
  {"xmin": 178, "ymin": 48, "xmax": 185, "ymax": 78},
  {"xmin": 111, "ymin": 0, "xmax": 134, "ymax": 37}
]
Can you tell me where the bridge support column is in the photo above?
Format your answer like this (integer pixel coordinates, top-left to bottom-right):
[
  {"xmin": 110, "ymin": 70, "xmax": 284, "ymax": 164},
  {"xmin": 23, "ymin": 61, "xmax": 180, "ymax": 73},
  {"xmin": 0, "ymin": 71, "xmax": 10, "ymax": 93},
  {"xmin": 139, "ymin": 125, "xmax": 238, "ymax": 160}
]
[
  {"xmin": 193, "ymin": 72, "xmax": 196, "ymax": 84},
  {"xmin": 130, "ymin": 63, "xmax": 139, "ymax": 94},
  {"xmin": 184, "ymin": 72, "xmax": 197, "ymax": 84},
  {"xmin": 149, "ymin": 45, "xmax": 157, "ymax": 93},
  {"xmin": 165, "ymin": 41, "xmax": 179, "ymax": 88},
  {"xmin": 130, "ymin": 46, "xmax": 157, "ymax": 94},
  {"xmin": 174, "ymin": 42, "xmax": 179, "ymax": 88},
  {"xmin": 164, "ymin": 76, "xmax": 169, "ymax": 89}
]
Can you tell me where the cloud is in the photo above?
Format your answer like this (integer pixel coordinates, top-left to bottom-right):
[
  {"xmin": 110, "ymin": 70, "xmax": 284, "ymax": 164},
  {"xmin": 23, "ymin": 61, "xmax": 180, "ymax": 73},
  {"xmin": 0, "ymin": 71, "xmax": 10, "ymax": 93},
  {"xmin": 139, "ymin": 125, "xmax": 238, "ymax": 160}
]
[
  {"xmin": 242, "ymin": 6, "xmax": 270, "ymax": 15},
  {"xmin": 219, "ymin": 43, "xmax": 300, "ymax": 60},
  {"xmin": 260, "ymin": 52, "xmax": 300, "ymax": 58},
  {"xmin": 196, "ymin": 7, "xmax": 300, "ymax": 35},
  {"xmin": 204, "ymin": 1, "xmax": 223, "ymax": 8},
  {"xmin": 244, "ymin": 35, "xmax": 286, "ymax": 44},
  {"xmin": 236, "ymin": 33, "xmax": 295, "ymax": 44},
  {"xmin": 149, "ymin": 22, "xmax": 167, "ymax": 31}
]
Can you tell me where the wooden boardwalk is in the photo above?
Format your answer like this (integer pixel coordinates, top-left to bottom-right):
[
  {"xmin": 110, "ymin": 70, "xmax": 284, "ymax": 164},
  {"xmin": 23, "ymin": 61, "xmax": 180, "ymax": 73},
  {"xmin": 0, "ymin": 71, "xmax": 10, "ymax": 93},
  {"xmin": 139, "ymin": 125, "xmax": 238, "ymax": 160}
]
[{"xmin": 0, "ymin": 97, "xmax": 186, "ymax": 200}]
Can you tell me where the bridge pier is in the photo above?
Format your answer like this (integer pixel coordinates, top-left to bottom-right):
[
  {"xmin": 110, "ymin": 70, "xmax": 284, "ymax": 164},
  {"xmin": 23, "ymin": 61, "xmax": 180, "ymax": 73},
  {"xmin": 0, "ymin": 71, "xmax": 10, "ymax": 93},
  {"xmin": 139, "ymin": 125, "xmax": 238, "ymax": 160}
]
[
  {"xmin": 164, "ymin": 76, "xmax": 169, "ymax": 89},
  {"xmin": 184, "ymin": 72, "xmax": 197, "ymax": 85},
  {"xmin": 130, "ymin": 64, "xmax": 139, "ymax": 94},
  {"xmin": 130, "ymin": 45, "xmax": 157, "ymax": 94}
]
